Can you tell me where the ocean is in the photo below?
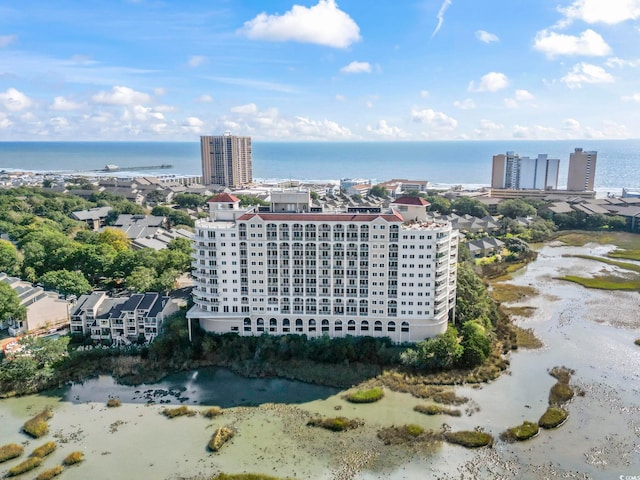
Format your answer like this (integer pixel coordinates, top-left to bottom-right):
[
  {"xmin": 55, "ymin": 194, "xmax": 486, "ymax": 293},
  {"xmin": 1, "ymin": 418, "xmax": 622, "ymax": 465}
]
[{"xmin": 0, "ymin": 140, "xmax": 639, "ymax": 193}]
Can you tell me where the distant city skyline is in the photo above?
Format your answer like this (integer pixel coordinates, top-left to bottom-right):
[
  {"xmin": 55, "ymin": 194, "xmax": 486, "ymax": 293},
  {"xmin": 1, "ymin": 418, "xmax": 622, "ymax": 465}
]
[{"xmin": 1, "ymin": 1, "xmax": 640, "ymax": 141}]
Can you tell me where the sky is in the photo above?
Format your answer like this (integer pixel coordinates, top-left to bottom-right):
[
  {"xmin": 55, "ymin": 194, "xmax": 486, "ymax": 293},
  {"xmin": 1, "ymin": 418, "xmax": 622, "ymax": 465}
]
[{"xmin": 0, "ymin": 0, "xmax": 639, "ymax": 141}]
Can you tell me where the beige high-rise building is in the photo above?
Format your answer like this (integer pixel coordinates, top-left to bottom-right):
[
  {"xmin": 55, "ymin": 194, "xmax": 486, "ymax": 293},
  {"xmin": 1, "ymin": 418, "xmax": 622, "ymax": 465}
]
[
  {"xmin": 201, "ymin": 133, "xmax": 252, "ymax": 187},
  {"xmin": 567, "ymin": 148, "xmax": 597, "ymax": 191}
]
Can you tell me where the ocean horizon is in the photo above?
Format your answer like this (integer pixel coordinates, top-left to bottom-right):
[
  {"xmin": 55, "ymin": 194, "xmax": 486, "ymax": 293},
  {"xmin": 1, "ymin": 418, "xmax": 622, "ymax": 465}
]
[{"xmin": 1, "ymin": 139, "xmax": 639, "ymax": 193}]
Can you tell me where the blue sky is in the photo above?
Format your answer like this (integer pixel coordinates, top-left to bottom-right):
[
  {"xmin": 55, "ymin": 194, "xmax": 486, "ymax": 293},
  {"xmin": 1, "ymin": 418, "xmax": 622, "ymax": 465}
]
[{"xmin": 0, "ymin": 0, "xmax": 639, "ymax": 141}]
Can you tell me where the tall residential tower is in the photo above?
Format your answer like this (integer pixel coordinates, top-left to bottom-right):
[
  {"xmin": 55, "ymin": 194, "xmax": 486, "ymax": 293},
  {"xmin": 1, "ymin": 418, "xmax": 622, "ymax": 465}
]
[
  {"xmin": 491, "ymin": 152, "xmax": 559, "ymax": 190},
  {"xmin": 567, "ymin": 148, "xmax": 597, "ymax": 191},
  {"xmin": 201, "ymin": 133, "xmax": 252, "ymax": 187}
]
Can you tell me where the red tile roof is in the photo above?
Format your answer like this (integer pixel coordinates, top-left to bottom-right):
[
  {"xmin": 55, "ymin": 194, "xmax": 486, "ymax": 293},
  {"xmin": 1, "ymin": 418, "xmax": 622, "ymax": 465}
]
[
  {"xmin": 392, "ymin": 196, "xmax": 430, "ymax": 206},
  {"xmin": 237, "ymin": 212, "xmax": 404, "ymax": 222},
  {"xmin": 208, "ymin": 193, "xmax": 241, "ymax": 203}
]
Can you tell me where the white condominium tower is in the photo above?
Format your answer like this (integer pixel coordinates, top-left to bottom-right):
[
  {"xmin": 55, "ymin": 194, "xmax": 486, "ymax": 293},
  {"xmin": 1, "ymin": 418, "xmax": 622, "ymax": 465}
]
[
  {"xmin": 200, "ymin": 132, "xmax": 252, "ymax": 187},
  {"xmin": 187, "ymin": 191, "xmax": 458, "ymax": 343},
  {"xmin": 491, "ymin": 152, "xmax": 560, "ymax": 190},
  {"xmin": 567, "ymin": 148, "xmax": 597, "ymax": 192}
]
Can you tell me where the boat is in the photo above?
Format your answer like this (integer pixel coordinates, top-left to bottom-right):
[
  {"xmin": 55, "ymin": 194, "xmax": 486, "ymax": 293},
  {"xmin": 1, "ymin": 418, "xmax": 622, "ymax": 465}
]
[{"xmin": 104, "ymin": 164, "xmax": 119, "ymax": 171}]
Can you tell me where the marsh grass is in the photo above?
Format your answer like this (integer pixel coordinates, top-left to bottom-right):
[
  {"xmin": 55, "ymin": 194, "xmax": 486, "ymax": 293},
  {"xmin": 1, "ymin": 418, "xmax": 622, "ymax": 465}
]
[
  {"xmin": 571, "ymin": 255, "xmax": 640, "ymax": 273},
  {"xmin": 162, "ymin": 406, "xmax": 197, "ymax": 418},
  {"xmin": 6, "ymin": 457, "xmax": 43, "ymax": 477},
  {"xmin": 635, "ymin": 339, "xmax": 640, "ymax": 346},
  {"xmin": 489, "ymin": 284, "xmax": 538, "ymax": 303},
  {"xmin": 502, "ymin": 306, "xmax": 537, "ymax": 318},
  {"xmin": 377, "ymin": 425, "xmax": 441, "ymax": 446},
  {"xmin": 443, "ymin": 430, "xmax": 494, "ymax": 448},
  {"xmin": 413, "ymin": 404, "xmax": 462, "ymax": 417},
  {"xmin": 0, "ymin": 443, "xmax": 24, "ymax": 463},
  {"xmin": 35, "ymin": 466, "xmax": 64, "ymax": 480},
  {"xmin": 558, "ymin": 274, "xmax": 640, "ymax": 291},
  {"xmin": 63, "ymin": 451, "xmax": 84, "ymax": 466},
  {"xmin": 549, "ymin": 382, "xmax": 574, "ymax": 405},
  {"xmin": 30, "ymin": 441, "xmax": 56, "ymax": 458},
  {"xmin": 344, "ymin": 387, "xmax": 384, "ymax": 403},
  {"xmin": 549, "ymin": 366, "xmax": 574, "ymax": 384},
  {"xmin": 500, "ymin": 421, "xmax": 539, "ymax": 442},
  {"xmin": 307, "ymin": 416, "xmax": 362, "ymax": 432},
  {"xmin": 514, "ymin": 326, "xmax": 543, "ymax": 349},
  {"xmin": 208, "ymin": 426, "xmax": 235, "ymax": 452},
  {"xmin": 555, "ymin": 231, "xmax": 640, "ymax": 250},
  {"xmin": 538, "ymin": 407, "xmax": 569, "ymax": 429},
  {"xmin": 23, "ymin": 408, "xmax": 53, "ymax": 438},
  {"xmin": 201, "ymin": 406, "xmax": 224, "ymax": 418},
  {"xmin": 106, "ymin": 398, "xmax": 122, "ymax": 407},
  {"xmin": 608, "ymin": 249, "xmax": 640, "ymax": 261}
]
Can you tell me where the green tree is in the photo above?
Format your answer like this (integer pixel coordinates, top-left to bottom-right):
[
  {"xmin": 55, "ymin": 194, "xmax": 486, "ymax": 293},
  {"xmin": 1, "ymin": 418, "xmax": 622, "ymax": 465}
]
[
  {"xmin": 145, "ymin": 189, "xmax": 167, "ymax": 205},
  {"xmin": 369, "ymin": 185, "xmax": 388, "ymax": 198},
  {"xmin": 154, "ymin": 268, "xmax": 178, "ymax": 294},
  {"xmin": 497, "ymin": 199, "xmax": 537, "ymax": 219},
  {"xmin": 126, "ymin": 266, "xmax": 156, "ymax": 292},
  {"xmin": 236, "ymin": 194, "xmax": 269, "ymax": 207},
  {"xmin": 424, "ymin": 195, "xmax": 452, "ymax": 214},
  {"xmin": 451, "ymin": 197, "xmax": 489, "ymax": 218},
  {"xmin": 0, "ymin": 282, "xmax": 26, "ymax": 323},
  {"xmin": 0, "ymin": 239, "xmax": 20, "ymax": 275},
  {"xmin": 40, "ymin": 269, "xmax": 92, "ymax": 298},
  {"xmin": 173, "ymin": 193, "xmax": 206, "ymax": 209},
  {"xmin": 459, "ymin": 321, "xmax": 492, "ymax": 368},
  {"xmin": 400, "ymin": 325, "xmax": 463, "ymax": 370},
  {"xmin": 455, "ymin": 262, "xmax": 494, "ymax": 327},
  {"xmin": 96, "ymin": 227, "xmax": 130, "ymax": 252}
]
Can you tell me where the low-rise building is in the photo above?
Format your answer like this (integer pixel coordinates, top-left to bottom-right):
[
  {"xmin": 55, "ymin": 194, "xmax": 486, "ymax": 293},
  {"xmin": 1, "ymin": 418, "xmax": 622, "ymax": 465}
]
[
  {"xmin": 71, "ymin": 206, "xmax": 113, "ymax": 230},
  {"xmin": 70, "ymin": 291, "xmax": 175, "ymax": 343}
]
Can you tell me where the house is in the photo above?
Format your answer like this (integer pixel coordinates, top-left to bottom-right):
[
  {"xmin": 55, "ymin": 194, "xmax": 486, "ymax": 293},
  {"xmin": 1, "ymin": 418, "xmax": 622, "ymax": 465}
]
[
  {"xmin": 70, "ymin": 291, "xmax": 176, "ymax": 343},
  {"xmin": 466, "ymin": 237, "xmax": 505, "ymax": 258},
  {"xmin": 109, "ymin": 214, "xmax": 166, "ymax": 240},
  {"xmin": 71, "ymin": 206, "xmax": 113, "ymax": 230},
  {"xmin": 0, "ymin": 273, "xmax": 70, "ymax": 336}
]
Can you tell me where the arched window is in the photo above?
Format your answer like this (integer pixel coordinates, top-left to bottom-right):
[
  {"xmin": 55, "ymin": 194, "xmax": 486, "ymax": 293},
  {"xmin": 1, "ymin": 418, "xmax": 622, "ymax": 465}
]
[
  {"xmin": 321, "ymin": 319, "xmax": 330, "ymax": 332},
  {"xmin": 257, "ymin": 318, "xmax": 264, "ymax": 332},
  {"xmin": 401, "ymin": 321, "xmax": 410, "ymax": 333},
  {"xmin": 347, "ymin": 319, "xmax": 356, "ymax": 332},
  {"xmin": 361, "ymin": 320, "xmax": 369, "ymax": 331},
  {"xmin": 283, "ymin": 318, "xmax": 290, "ymax": 333},
  {"xmin": 388, "ymin": 321, "xmax": 396, "ymax": 332},
  {"xmin": 374, "ymin": 320, "xmax": 383, "ymax": 332},
  {"xmin": 295, "ymin": 319, "xmax": 303, "ymax": 332},
  {"xmin": 269, "ymin": 318, "xmax": 277, "ymax": 332},
  {"xmin": 243, "ymin": 317, "xmax": 251, "ymax": 332},
  {"xmin": 335, "ymin": 320, "xmax": 343, "ymax": 331},
  {"xmin": 309, "ymin": 319, "xmax": 316, "ymax": 332}
]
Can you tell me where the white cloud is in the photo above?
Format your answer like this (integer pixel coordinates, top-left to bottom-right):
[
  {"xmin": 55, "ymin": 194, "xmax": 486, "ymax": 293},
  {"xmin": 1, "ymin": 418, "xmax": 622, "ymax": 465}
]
[
  {"xmin": 293, "ymin": 116, "xmax": 353, "ymax": 139},
  {"xmin": 0, "ymin": 35, "xmax": 16, "ymax": 48},
  {"xmin": 561, "ymin": 62, "xmax": 614, "ymax": 88},
  {"xmin": 474, "ymin": 119, "xmax": 504, "ymax": 137},
  {"xmin": 366, "ymin": 120, "xmax": 406, "ymax": 137},
  {"xmin": 153, "ymin": 87, "xmax": 167, "ymax": 96},
  {"xmin": 512, "ymin": 124, "xmax": 560, "ymax": 139},
  {"xmin": 420, "ymin": 90, "xmax": 430, "ymax": 98},
  {"xmin": 182, "ymin": 116, "xmax": 204, "ymax": 133},
  {"xmin": 239, "ymin": 0, "xmax": 361, "ymax": 48},
  {"xmin": 0, "ymin": 88, "xmax": 33, "ymax": 111},
  {"xmin": 432, "ymin": 0, "xmax": 452, "ymax": 37},
  {"xmin": 504, "ymin": 98, "xmax": 518, "ymax": 109},
  {"xmin": 49, "ymin": 116, "xmax": 70, "ymax": 130},
  {"xmin": 335, "ymin": 94, "xmax": 346, "ymax": 101},
  {"xmin": 533, "ymin": 29, "xmax": 611, "ymax": 58},
  {"xmin": 606, "ymin": 57, "xmax": 640, "ymax": 68},
  {"xmin": 0, "ymin": 112, "xmax": 12, "ymax": 129},
  {"xmin": 230, "ymin": 103, "xmax": 259, "ymax": 115},
  {"xmin": 564, "ymin": 118, "xmax": 581, "ymax": 130},
  {"xmin": 50, "ymin": 96, "xmax": 83, "ymax": 111},
  {"xmin": 92, "ymin": 86, "xmax": 152, "ymax": 105},
  {"xmin": 468, "ymin": 72, "xmax": 509, "ymax": 92},
  {"xmin": 622, "ymin": 92, "xmax": 640, "ymax": 102},
  {"xmin": 476, "ymin": 30, "xmax": 499, "ymax": 43},
  {"xmin": 196, "ymin": 94, "xmax": 213, "ymax": 103},
  {"xmin": 188, "ymin": 55, "xmax": 207, "ymax": 67},
  {"xmin": 515, "ymin": 89, "xmax": 534, "ymax": 101},
  {"xmin": 411, "ymin": 107, "xmax": 458, "ymax": 130},
  {"xmin": 453, "ymin": 98, "xmax": 476, "ymax": 110},
  {"xmin": 122, "ymin": 105, "xmax": 165, "ymax": 122},
  {"xmin": 559, "ymin": 0, "xmax": 640, "ymax": 25},
  {"xmin": 340, "ymin": 61, "xmax": 371, "ymax": 74}
]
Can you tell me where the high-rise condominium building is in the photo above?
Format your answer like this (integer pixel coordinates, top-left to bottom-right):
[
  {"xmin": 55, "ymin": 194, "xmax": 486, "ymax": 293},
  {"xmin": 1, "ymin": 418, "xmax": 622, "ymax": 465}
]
[
  {"xmin": 491, "ymin": 152, "xmax": 559, "ymax": 190},
  {"xmin": 567, "ymin": 148, "xmax": 597, "ymax": 191},
  {"xmin": 200, "ymin": 133, "xmax": 252, "ymax": 187},
  {"xmin": 187, "ymin": 191, "xmax": 458, "ymax": 343}
]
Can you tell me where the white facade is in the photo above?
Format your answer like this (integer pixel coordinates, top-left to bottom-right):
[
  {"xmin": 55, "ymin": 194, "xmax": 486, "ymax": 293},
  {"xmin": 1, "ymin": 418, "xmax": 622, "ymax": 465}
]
[
  {"xmin": 187, "ymin": 196, "xmax": 458, "ymax": 343},
  {"xmin": 492, "ymin": 152, "xmax": 559, "ymax": 190}
]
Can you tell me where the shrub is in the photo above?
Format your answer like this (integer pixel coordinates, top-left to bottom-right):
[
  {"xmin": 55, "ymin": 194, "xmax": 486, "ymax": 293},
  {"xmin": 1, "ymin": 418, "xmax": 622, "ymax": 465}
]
[
  {"xmin": 500, "ymin": 421, "xmax": 539, "ymax": 442},
  {"xmin": 377, "ymin": 425, "xmax": 441, "ymax": 446},
  {"xmin": 106, "ymin": 398, "xmax": 122, "ymax": 408},
  {"xmin": 404, "ymin": 424, "xmax": 424, "ymax": 436},
  {"xmin": 31, "ymin": 441, "xmax": 57, "ymax": 458},
  {"xmin": 208, "ymin": 426, "xmax": 235, "ymax": 452},
  {"xmin": 344, "ymin": 387, "xmax": 384, "ymax": 404},
  {"xmin": 212, "ymin": 475, "xmax": 291, "ymax": 480},
  {"xmin": 444, "ymin": 430, "xmax": 494, "ymax": 448},
  {"xmin": 36, "ymin": 466, "xmax": 64, "ymax": 480},
  {"xmin": 201, "ymin": 406, "xmax": 223, "ymax": 418},
  {"xmin": 635, "ymin": 338, "xmax": 640, "ymax": 346},
  {"xmin": 23, "ymin": 408, "xmax": 53, "ymax": 438},
  {"xmin": 63, "ymin": 451, "xmax": 84, "ymax": 466},
  {"xmin": 307, "ymin": 417, "xmax": 362, "ymax": 432},
  {"xmin": 414, "ymin": 404, "xmax": 462, "ymax": 417},
  {"xmin": 0, "ymin": 443, "xmax": 24, "ymax": 463},
  {"xmin": 538, "ymin": 407, "xmax": 569, "ymax": 429},
  {"xmin": 162, "ymin": 406, "xmax": 197, "ymax": 418},
  {"xmin": 6, "ymin": 457, "xmax": 43, "ymax": 477}
]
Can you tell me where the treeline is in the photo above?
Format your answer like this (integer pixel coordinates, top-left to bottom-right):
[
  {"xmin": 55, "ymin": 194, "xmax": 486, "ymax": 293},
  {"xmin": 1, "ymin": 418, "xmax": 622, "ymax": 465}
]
[{"xmin": 0, "ymin": 188, "xmax": 192, "ymax": 297}]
